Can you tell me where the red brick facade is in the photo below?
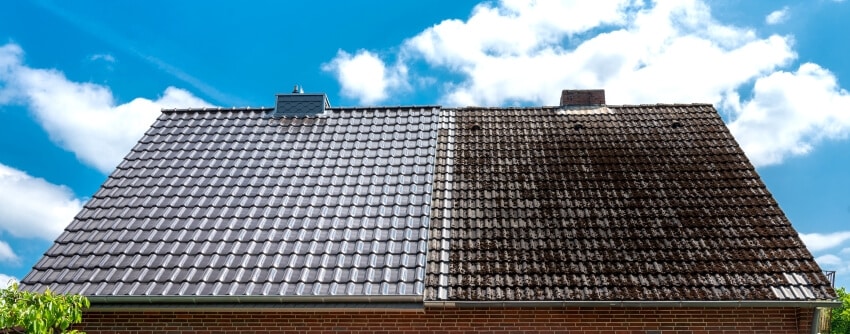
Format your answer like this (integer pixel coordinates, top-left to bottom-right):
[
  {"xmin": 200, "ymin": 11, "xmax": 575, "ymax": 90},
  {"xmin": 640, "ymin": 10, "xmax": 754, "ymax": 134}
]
[{"xmin": 76, "ymin": 306, "xmax": 814, "ymax": 334}]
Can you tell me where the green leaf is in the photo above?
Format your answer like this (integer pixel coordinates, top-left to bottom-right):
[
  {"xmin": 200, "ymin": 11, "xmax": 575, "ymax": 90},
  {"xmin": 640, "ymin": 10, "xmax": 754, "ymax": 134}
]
[{"xmin": 0, "ymin": 283, "xmax": 89, "ymax": 334}]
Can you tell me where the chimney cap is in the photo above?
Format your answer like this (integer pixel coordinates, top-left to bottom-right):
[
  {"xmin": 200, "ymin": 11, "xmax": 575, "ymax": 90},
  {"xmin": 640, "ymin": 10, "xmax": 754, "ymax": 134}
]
[{"xmin": 561, "ymin": 89, "xmax": 605, "ymax": 106}]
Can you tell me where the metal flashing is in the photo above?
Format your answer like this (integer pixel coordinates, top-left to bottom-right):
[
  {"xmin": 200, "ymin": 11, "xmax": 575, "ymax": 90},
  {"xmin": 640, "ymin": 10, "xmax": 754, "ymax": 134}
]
[{"xmin": 557, "ymin": 105, "xmax": 612, "ymax": 115}]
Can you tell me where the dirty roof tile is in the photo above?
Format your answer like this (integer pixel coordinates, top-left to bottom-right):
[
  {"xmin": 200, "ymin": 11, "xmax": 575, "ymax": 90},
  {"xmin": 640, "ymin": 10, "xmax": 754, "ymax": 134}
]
[{"xmin": 425, "ymin": 106, "xmax": 833, "ymax": 302}]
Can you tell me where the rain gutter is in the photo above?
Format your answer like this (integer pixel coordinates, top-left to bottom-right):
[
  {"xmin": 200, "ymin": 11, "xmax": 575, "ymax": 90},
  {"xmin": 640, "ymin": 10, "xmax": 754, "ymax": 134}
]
[
  {"xmin": 88, "ymin": 295, "xmax": 423, "ymax": 311},
  {"xmin": 424, "ymin": 300, "xmax": 841, "ymax": 308}
]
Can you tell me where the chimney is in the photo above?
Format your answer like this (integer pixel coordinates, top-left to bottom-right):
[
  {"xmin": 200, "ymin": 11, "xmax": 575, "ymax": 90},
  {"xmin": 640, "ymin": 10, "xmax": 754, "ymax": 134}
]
[
  {"xmin": 560, "ymin": 89, "xmax": 605, "ymax": 106},
  {"xmin": 272, "ymin": 86, "xmax": 330, "ymax": 117}
]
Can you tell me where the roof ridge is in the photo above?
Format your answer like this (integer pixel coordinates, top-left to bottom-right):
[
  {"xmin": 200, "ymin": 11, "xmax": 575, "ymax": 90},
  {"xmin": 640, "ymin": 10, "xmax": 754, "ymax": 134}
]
[
  {"xmin": 443, "ymin": 103, "xmax": 715, "ymax": 111},
  {"xmin": 330, "ymin": 105, "xmax": 442, "ymax": 110},
  {"xmin": 609, "ymin": 103, "xmax": 714, "ymax": 107},
  {"xmin": 161, "ymin": 107, "xmax": 274, "ymax": 113},
  {"xmin": 162, "ymin": 103, "xmax": 713, "ymax": 114},
  {"xmin": 161, "ymin": 105, "xmax": 443, "ymax": 113}
]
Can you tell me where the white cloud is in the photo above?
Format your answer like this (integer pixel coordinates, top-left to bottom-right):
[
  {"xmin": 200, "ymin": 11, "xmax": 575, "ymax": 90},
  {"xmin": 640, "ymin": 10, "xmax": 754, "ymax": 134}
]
[
  {"xmin": 322, "ymin": 50, "xmax": 408, "ymax": 105},
  {"xmin": 815, "ymin": 254, "xmax": 843, "ymax": 266},
  {"xmin": 813, "ymin": 253, "xmax": 850, "ymax": 288},
  {"xmin": 412, "ymin": 0, "xmax": 793, "ymax": 107},
  {"xmin": 0, "ymin": 274, "xmax": 17, "ymax": 288},
  {"xmin": 0, "ymin": 43, "xmax": 214, "ymax": 173},
  {"xmin": 326, "ymin": 0, "xmax": 795, "ymax": 107},
  {"xmin": 765, "ymin": 7, "xmax": 789, "ymax": 25},
  {"xmin": 0, "ymin": 241, "xmax": 18, "ymax": 263},
  {"xmin": 325, "ymin": 0, "xmax": 850, "ymax": 167},
  {"xmin": 89, "ymin": 53, "xmax": 115, "ymax": 63},
  {"xmin": 406, "ymin": 0, "xmax": 632, "ymax": 70},
  {"xmin": 808, "ymin": 241, "xmax": 850, "ymax": 287},
  {"xmin": 0, "ymin": 163, "xmax": 82, "ymax": 240},
  {"xmin": 727, "ymin": 63, "xmax": 850, "ymax": 166},
  {"xmin": 800, "ymin": 231, "xmax": 850, "ymax": 252}
]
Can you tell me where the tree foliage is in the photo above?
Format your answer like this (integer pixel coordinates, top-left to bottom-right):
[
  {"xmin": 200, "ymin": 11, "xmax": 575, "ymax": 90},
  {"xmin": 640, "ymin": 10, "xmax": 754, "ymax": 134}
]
[
  {"xmin": 834, "ymin": 287, "xmax": 850, "ymax": 334},
  {"xmin": 0, "ymin": 282, "xmax": 89, "ymax": 334}
]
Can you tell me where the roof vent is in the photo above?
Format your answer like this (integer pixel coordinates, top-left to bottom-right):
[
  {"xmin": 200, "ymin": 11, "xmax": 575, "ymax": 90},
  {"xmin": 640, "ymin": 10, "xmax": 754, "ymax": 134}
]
[
  {"xmin": 272, "ymin": 86, "xmax": 330, "ymax": 117},
  {"xmin": 561, "ymin": 89, "xmax": 605, "ymax": 106}
]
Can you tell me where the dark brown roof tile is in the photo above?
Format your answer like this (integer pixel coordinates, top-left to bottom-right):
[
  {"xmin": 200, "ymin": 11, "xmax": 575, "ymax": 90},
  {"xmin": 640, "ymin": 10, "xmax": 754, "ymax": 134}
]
[{"xmin": 426, "ymin": 105, "xmax": 832, "ymax": 302}]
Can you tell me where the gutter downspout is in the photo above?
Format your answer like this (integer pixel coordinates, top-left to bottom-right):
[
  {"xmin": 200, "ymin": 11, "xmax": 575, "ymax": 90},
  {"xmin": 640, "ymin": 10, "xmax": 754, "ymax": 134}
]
[{"xmin": 811, "ymin": 307, "xmax": 822, "ymax": 334}]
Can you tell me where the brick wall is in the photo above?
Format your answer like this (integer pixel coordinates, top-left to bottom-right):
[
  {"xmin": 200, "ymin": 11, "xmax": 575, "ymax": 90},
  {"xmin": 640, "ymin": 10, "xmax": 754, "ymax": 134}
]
[
  {"xmin": 560, "ymin": 89, "xmax": 606, "ymax": 105},
  {"xmin": 76, "ymin": 306, "xmax": 814, "ymax": 334}
]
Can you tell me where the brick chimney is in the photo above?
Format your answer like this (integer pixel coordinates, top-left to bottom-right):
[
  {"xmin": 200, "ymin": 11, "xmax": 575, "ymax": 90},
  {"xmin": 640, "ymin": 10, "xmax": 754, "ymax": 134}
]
[{"xmin": 560, "ymin": 89, "xmax": 605, "ymax": 106}]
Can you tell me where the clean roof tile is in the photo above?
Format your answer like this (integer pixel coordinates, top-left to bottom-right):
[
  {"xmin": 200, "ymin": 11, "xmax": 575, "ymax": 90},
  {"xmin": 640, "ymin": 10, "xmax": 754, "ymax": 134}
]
[{"xmin": 21, "ymin": 107, "xmax": 439, "ymax": 298}]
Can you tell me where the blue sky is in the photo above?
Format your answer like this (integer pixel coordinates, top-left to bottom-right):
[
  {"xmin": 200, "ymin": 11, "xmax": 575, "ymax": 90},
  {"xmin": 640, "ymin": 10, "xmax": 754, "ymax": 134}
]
[{"xmin": 1, "ymin": 0, "xmax": 849, "ymax": 289}]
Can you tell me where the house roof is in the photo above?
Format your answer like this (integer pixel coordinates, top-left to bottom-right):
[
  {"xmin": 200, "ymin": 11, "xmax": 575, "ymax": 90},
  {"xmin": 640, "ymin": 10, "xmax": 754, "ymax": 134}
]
[
  {"xmin": 20, "ymin": 99, "xmax": 835, "ymax": 304},
  {"xmin": 21, "ymin": 106, "xmax": 439, "ymax": 299},
  {"xmin": 425, "ymin": 105, "xmax": 833, "ymax": 302}
]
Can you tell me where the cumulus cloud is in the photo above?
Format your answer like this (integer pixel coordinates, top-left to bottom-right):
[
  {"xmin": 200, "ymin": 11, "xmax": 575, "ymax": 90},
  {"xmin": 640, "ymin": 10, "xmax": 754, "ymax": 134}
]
[
  {"xmin": 800, "ymin": 231, "xmax": 850, "ymax": 252},
  {"xmin": 813, "ymin": 253, "xmax": 850, "ymax": 286},
  {"xmin": 802, "ymin": 233, "xmax": 850, "ymax": 286},
  {"xmin": 0, "ymin": 163, "xmax": 83, "ymax": 240},
  {"xmin": 765, "ymin": 7, "xmax": 789, "ymax": 25},
  {"xmin": 0, "ymin": 241, "xmax": 18, "ymax": 263},
  {"xmin": 727, "ymin": 64, "xmax": 850, "ymax": 165},
  {"xmin": 322, "ymin": 50, "xmax": 408, "ymax": 105},
  {"xmin": 815, "ymin": 254, "xmax": 843, "ymax": 266},
  {"xmin": 324, "ymin": 0, "xmax": 850, "ymax": 167},
  {"xmin": 0, "ymin": 274, "xmax": 17, "ymax": 288},
  {"xmin": 326, "ymin": 0, "xmax": 794, "ymax": 106},
  {"xmin": 406, "ymin": 0, "xmax": 632, "ymax": 69},
  {"xmin": 0, "ymin": 43, "xmax": 213, "ymax": 173}
]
